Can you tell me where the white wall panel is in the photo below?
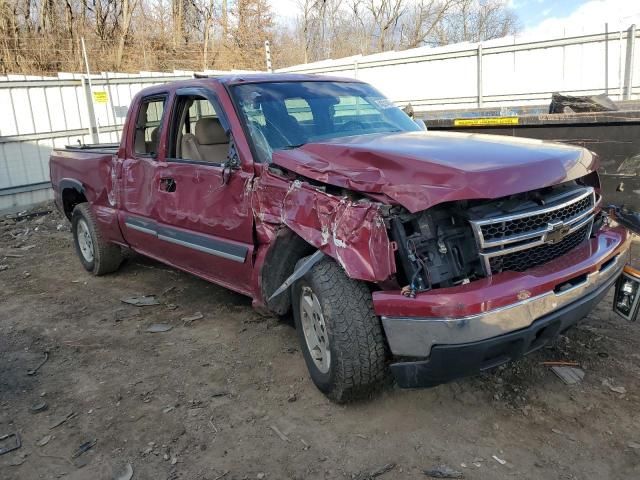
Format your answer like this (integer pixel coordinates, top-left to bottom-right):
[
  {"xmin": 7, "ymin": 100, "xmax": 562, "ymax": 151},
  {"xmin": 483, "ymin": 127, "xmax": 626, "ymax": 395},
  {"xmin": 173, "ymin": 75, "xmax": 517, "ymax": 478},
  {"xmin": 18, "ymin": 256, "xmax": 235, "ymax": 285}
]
[{"xmin": 2, "ymin": 30, "xmax": 639, "ymax": 211}]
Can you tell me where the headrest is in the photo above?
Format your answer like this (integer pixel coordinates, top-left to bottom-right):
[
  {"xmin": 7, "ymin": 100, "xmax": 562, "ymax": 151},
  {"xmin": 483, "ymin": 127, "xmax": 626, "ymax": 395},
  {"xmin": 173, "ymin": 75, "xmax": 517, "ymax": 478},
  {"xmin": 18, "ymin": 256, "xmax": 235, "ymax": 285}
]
[
  {"xmin": 150, "ymin": 127, "xmax": 159, "ymax": 144},
  {"xmin": 195, "ymin": 118, "xmax": 227, "ymax": 145}
]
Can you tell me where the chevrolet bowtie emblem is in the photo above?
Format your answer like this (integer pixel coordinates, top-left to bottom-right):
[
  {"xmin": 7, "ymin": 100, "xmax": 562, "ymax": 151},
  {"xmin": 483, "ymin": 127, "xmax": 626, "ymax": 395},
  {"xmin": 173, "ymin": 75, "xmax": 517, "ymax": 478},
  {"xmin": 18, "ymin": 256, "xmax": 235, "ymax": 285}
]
[{"xmin": 545, "ymin": 221, "xmax": 571, "ymax": 244}]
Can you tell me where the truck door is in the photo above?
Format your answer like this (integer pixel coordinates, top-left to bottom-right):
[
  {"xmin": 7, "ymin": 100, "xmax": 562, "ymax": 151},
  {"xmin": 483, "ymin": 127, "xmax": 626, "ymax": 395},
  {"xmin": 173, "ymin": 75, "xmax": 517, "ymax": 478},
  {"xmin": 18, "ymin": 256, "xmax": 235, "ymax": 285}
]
[
  {"xmin": 150, "ymin": 87, "xmax": 255, "ymax": 294},
  {"xmin": 119, "ymin": 93, "xmax": 169, "ymax": 260}
]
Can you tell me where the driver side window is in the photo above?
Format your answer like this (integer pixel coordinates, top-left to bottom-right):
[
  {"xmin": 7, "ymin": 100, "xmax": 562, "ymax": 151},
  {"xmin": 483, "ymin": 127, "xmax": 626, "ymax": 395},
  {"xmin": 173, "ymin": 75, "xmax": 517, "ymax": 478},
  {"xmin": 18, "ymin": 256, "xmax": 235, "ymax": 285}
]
[{"xmin": 171, "ymin": 95, "xmax": 229, "ymax": 164}]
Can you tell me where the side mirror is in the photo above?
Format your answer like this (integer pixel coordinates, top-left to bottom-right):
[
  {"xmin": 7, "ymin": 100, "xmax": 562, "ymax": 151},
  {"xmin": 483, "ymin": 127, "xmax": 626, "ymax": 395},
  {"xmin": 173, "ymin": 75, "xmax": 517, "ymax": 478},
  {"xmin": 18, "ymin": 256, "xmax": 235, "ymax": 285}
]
[
  {"xmin": 414, "ymin": 119, "xmax": 427, "ymax": 131},
  {"xmin": 221, "ymin": 137, "xmax": 241, "ymax": 185}
]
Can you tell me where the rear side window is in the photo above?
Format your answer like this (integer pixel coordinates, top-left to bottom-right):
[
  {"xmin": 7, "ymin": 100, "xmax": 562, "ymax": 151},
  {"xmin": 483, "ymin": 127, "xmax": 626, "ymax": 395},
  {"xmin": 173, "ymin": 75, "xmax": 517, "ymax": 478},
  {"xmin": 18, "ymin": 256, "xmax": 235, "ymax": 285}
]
[{"xmin": 134, "ymin": 97, "xmax": 165, "ymax": 156}]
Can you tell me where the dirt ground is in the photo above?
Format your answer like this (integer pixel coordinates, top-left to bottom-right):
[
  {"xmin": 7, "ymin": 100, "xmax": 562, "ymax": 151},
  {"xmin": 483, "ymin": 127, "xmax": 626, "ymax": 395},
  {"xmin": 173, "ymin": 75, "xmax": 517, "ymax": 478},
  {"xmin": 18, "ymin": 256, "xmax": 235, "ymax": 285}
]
[{"xmin": 0, "ymin": 204, "xmax": 639, "ymax": 480}]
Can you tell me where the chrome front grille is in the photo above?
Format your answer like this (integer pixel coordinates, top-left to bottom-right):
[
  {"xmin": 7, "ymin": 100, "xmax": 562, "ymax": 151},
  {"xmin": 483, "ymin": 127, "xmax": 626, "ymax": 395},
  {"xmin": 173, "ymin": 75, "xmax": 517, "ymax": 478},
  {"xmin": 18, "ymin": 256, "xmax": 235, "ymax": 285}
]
[
  {"xmin": 479, "ymin": 193, "xmax": 593, "ymax": 243},
  {"xmin": 488, "ymin": 222, "xmax": 591, "ymax": 273},
  {"xmin": 470, "ymin": 187, "xmax": 597, "ymax": 274}
]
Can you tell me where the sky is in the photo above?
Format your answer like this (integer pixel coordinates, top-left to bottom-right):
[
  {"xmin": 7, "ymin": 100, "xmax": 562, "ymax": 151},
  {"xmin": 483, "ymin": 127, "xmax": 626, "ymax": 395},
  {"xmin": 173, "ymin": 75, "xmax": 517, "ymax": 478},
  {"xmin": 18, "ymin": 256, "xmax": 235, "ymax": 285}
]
[
  {"xmin": 514, "ymin": 0, "xmax": 640, "ymax": 38},
  {"xmin": 510, "ymin": 0, "xmax": 586, "ymax": 30},
  {"xmin": 271, "ymin": 0, "xmax": 640, "ymax": 39}
]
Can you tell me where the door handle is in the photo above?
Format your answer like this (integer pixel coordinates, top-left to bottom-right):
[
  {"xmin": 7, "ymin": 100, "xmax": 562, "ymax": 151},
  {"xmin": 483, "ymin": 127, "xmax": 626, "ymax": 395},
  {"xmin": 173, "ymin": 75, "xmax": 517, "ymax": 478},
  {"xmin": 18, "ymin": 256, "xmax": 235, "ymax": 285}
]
[{"xmin": 159, "ymin": 178, "xmax": 176, "ymax": 193}]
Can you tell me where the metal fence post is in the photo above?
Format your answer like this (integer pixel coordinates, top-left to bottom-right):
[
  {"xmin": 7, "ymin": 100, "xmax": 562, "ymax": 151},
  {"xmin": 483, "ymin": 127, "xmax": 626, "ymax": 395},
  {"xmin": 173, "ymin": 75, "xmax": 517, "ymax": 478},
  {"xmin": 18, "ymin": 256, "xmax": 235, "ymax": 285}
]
[
  {"xmin": 605, "ymin": 22, "xmax": 609, "ymax": 95},
  {"xmin": 264, "ymin": 40, "xmax": 273, "ymax": 73},
  {"xmin": 81, "ymin": 77, "xmax": 99, "ymax": 143},
  {"xmin": 623, "ymin": 24, "xmax": 636, "ymax": 100},
  {"xmin": 477, "ymin": 44, "xmax": 483, "ymax": 108}
]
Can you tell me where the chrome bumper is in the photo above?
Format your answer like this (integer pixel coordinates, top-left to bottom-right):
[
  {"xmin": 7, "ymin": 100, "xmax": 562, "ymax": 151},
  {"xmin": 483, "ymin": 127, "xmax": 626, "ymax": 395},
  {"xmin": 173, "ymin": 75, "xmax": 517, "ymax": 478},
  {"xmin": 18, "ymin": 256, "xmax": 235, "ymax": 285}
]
[{"xmin": 382, "ymin": 249, "xmax": 627, "ymax": 358}]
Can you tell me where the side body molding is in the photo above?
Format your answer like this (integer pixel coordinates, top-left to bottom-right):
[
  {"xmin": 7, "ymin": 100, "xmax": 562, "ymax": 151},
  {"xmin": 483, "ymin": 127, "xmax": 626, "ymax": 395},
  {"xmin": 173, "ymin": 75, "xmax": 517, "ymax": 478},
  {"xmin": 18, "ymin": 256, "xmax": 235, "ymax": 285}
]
[{"xmin": 124, "ymin": 216, "xmax": 248, "ymax": 263}]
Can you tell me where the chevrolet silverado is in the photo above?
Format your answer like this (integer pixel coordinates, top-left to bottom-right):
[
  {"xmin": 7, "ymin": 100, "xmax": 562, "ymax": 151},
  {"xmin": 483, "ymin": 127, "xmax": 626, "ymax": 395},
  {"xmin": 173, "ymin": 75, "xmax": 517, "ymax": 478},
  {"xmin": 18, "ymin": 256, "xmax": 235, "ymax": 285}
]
[{"xmin": 49, "ymin": 74, "xmax": 632, "ymax": 402}]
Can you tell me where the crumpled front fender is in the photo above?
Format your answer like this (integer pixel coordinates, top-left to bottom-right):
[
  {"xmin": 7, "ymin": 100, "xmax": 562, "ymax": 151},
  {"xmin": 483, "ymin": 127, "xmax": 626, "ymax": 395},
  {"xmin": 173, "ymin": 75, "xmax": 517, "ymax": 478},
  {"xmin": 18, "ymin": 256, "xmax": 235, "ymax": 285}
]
[{"xmin": 252, "ymin": 169, "xmax": 396, "ymax": 282}]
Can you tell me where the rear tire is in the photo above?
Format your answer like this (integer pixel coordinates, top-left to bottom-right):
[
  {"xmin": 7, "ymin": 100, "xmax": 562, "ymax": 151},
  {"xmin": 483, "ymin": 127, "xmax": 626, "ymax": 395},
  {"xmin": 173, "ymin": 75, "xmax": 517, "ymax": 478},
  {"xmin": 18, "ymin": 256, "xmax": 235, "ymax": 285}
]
[
  {"xmin": 72, "ymin": 203, "xmax": 122, "ymax": 276},
  {"xmin": 292, "ymin": 258, "xmax": 388, "ymax": 403}
]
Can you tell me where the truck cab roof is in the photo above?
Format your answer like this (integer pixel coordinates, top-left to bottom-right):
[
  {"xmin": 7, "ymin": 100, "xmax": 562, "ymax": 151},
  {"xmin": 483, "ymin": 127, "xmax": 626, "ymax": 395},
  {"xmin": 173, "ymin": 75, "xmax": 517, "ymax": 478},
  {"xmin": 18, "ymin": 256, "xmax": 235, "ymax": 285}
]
[{"xmin": 135, "ymin": 73, "xmax": 364, "ymax": 97}]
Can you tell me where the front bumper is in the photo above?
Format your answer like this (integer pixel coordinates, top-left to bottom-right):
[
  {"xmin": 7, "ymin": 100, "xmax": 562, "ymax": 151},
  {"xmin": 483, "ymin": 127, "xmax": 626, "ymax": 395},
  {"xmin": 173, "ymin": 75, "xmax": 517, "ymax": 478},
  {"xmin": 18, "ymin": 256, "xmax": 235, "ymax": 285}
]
[{"xmin": 374, "ymin": 226, "xmax": 630, "ymax": 388}]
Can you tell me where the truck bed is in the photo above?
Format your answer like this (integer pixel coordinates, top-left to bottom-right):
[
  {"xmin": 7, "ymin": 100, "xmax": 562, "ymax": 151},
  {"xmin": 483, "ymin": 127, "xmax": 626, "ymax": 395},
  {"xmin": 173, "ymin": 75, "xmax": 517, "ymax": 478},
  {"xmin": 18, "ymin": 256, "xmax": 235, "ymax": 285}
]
[
  {"xmin": 61, "ymin": 143, "xmax": 120, "ymax": 155},
  {"xmin": 49, "ymin": 144, "xmax": 119, "ymax": 222}
]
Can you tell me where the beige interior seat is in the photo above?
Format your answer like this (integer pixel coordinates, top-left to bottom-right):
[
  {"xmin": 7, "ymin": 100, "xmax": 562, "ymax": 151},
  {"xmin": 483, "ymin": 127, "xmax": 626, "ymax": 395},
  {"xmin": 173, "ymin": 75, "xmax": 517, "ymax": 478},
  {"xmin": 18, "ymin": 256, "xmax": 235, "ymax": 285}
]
[{"xmin": 181, "ymin": 118, "xmax": 228, "ymax": 162}]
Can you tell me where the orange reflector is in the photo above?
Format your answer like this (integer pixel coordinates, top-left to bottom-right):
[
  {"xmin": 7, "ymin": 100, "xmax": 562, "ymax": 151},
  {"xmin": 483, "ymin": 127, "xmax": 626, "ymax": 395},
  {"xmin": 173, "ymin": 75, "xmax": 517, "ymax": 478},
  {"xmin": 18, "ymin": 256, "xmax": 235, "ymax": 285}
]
[{"xmin": 623, "ymin": 264, "xmax": 640, "ymax": 279}]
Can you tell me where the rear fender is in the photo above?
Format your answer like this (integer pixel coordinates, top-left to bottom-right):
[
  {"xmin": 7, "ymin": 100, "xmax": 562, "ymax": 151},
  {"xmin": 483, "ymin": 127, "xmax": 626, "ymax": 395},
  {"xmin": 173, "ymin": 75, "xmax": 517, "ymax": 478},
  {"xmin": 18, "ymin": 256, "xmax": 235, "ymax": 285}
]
[{"xmin": 58, "ymin": 178, "xmax": 87, "ymax": 219}]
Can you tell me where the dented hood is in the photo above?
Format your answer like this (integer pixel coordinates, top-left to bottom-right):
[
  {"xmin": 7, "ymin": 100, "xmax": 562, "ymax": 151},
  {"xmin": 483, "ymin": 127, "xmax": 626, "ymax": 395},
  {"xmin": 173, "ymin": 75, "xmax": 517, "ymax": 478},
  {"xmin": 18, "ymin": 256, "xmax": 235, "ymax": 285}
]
[{"xmin": 271, "ymin": 131, "xmax": 597, "ymax": 213}]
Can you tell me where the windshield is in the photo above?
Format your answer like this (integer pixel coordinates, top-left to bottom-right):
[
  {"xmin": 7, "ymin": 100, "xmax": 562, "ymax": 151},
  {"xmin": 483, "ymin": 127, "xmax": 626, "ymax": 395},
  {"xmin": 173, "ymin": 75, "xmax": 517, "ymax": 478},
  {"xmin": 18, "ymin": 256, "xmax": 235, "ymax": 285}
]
[{"xmin": 231, "ymin": 81, "xmax": 420, "ymax": 162}]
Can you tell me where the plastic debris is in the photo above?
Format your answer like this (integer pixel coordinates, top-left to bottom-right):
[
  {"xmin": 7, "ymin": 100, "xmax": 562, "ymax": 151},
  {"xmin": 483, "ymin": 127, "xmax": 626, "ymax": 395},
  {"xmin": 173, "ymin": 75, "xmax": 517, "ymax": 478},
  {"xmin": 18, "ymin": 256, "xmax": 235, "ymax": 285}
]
[
  {"xmin": 551, "ymin": 428, "xmax": 577, "ymax": 442},
  {"xmin": 161, "ymin": 285, "xmax": 176, "ymax": 296},
  {"xmin": 30, "ymin": 401, "xmax": 48, "ymax": 413},
  {"xmin": 602, "ymin": 379, "xmax": 627, "ymax": 394},
  {"xmin": 72, "ymin": 438, "xmax": 97, "ymax": 458},
  {"xmin": 49, "ymin": 411, "xmax": 77, "ymax": 430},
  {"xmin": 368, "ymin": 463, "xmax": 396, "ymax": 478},
  {"xmin": 269, "ymin": 425, "xmax": 290, "ymax": 442},
  {"xmin": 181, "ymin": 312, "xmax": 204, "ymax": 325},
  {"xmin": 354, "ymin": 463, "xmax": 396, "ymax": 480},
  {"xmin": 549, "ymin": 92, "xmax": 617, "ymax": 114},
  {"xmin": 27, "ymin": 351, "xmax": 49, "ymax": 376},
  {"xmin": 550, "ymin": 366, "xmax": 584, "ymax": 385},
  {"xmin": 146, "ymin": 323, "xmax": 173, "ymax": 333},
  {"xmin": 37, "ymin": 435, "xmax": 52, "ymax": 447},
  {"xmin": 113, "ymin": 463, "xmax": 134, "ymax": 480},
  {"xmin": 492, "ymin": 455, "xmax": 507, "ymax": 465},
  {"xmin": 423, "ymin": 465, "xmax": 464, "ymax": 478},
  {"xmin": 541, "ymin": 361, "xmax": 579, "ymax": 367},
  {"xmin": 0, "ymin": 432, "xmax": 21, "ymax": 455},
  {"xmin": 121, "ymin": 295, "xmax": 160, "ymax": 306}
]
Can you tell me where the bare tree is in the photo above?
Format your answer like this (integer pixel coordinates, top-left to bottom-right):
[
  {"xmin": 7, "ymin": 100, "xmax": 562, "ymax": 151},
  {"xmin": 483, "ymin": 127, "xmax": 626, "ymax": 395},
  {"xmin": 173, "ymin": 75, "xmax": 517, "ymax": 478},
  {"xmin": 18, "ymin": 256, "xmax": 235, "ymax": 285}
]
[
  {"xmin": 228, "ymin": 0, "xmax": 274, "ymax": 69},
  {"xmin": 192, "ymin": 0, "xmax": 217, "ymax": 69},
  {"xmin": 115, "ymin": 0, "xmax": 139, "ymax": 69},
  {"xmin": 435, "ymin": 0, "xmax": 519, "ymax": 44},
  {"xmin": 402, "ymin": 0, "xmax": 455, "ymax": 49},
  {"xmin": 367, "ymin": 0, "xmax": 404, "ymax": 52},
  {"xmin": 172, "ymin": 0, "xmax": 186, "ymax": 47},
  {"xmin": 0, "ymin": 0, "xmax": 519, "ymax": 76},
  {"xmin": 298, "ymin": 0, "xmax": 316, "ymax": 63}
]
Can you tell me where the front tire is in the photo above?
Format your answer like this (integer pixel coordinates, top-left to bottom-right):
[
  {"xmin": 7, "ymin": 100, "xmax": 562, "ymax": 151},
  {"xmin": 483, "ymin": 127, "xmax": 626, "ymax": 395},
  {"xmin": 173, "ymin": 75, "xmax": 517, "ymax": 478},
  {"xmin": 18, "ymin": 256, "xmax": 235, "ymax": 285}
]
[
  {"xmin": 72, "ymin": 203, "xmax": 123, "ymax": 275},
  {"xmin": 292, "ymin": 258, "xmax": 388, "ymax": 403}
]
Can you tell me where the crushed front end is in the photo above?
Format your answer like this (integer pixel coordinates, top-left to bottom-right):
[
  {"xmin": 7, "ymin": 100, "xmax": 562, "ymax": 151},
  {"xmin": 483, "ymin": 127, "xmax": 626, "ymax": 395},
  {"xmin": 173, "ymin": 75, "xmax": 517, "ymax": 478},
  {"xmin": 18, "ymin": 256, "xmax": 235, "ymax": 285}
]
[{"xmin": 375, "ymin": 178, "xmax": 631, "ymax": 388}]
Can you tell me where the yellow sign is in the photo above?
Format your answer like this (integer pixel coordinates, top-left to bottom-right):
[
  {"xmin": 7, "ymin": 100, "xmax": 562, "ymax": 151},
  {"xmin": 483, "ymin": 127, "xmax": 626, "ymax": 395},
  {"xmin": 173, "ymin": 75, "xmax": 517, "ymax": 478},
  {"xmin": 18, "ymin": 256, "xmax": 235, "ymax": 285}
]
[
  {"xmin": 92, "ymin": 91, "xmax": 109, "ymax": 104},
  {"xmin": 453, "ymin": 117, "xmax": 519, "ymax": 127}
]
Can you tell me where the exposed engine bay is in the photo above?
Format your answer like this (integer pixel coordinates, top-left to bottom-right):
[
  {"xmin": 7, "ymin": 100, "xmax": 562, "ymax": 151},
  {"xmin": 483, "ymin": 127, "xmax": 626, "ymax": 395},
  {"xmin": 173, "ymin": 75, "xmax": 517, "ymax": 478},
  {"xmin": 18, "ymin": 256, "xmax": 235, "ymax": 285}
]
[{"xmin": 389, "ymin": 177, "xmax": 601, "ymax": 295}]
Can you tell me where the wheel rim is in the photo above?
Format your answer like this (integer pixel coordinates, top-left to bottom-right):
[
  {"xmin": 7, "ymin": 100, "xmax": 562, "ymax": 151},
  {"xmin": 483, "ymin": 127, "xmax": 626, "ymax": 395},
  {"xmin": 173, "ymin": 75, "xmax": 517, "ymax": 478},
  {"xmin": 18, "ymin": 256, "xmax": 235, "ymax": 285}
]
[
  {"xmin": 300, "ymin": 285, "xmax": 331, "ymax": 374},
  {"xmin": 77, "ymin": 218, "xmax": 94, "ymax": 263}
]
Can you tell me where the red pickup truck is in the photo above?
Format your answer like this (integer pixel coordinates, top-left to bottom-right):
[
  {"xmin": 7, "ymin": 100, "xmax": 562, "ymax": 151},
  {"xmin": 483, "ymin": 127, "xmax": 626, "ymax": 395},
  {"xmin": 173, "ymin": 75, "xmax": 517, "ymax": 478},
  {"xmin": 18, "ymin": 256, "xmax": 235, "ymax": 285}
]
[{"xmin": 50, "ymin": 74, "xmax": 633, "ymax": 402}]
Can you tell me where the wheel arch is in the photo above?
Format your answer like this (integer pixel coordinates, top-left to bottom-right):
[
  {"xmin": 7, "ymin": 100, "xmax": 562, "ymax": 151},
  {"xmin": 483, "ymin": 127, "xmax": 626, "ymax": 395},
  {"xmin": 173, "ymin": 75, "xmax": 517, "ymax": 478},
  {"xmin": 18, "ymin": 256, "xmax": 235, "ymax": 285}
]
[
  {"xmin": 59, "ymin": 178, "xmax": 87, "ymax": 220},
  {"xmin": 259, "ymin": 227, "xmax": 316, "ymax": 315}
]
